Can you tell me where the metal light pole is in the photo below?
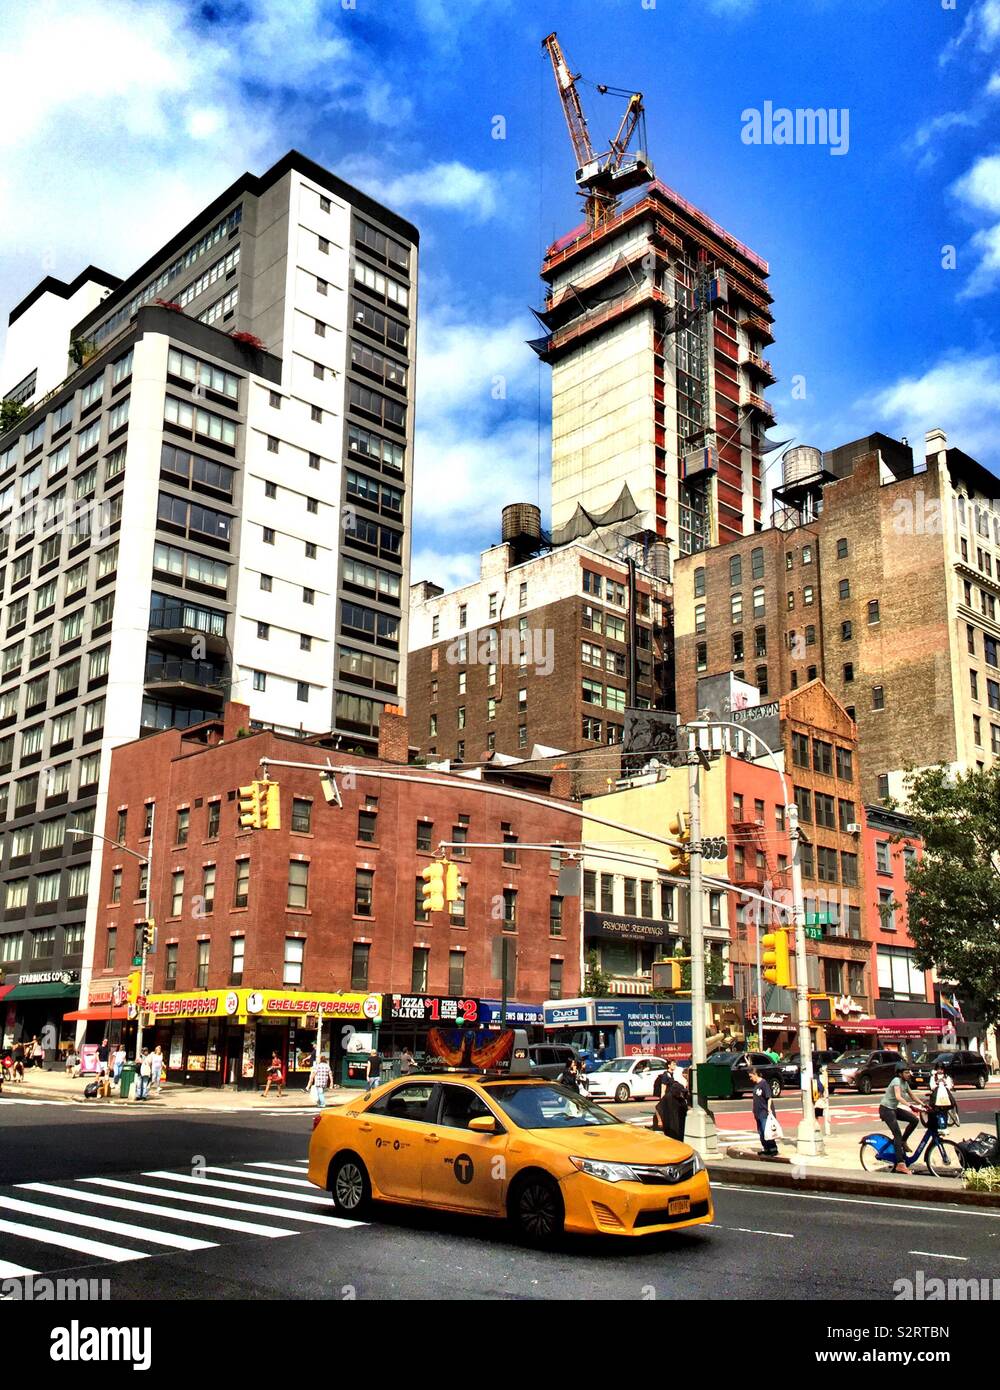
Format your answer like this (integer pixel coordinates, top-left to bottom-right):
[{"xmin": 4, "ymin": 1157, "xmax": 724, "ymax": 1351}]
[
  {"xmin": 687, "ymin": 718, "xmax": 823, "ymax": 1156},
  {"xmin": 69, "ymin": 822, "xmax": 153, "ymax": 1065},
  {"xmin": 685, "ymin": 743, "xmax": 718, "ymax": 1157}
]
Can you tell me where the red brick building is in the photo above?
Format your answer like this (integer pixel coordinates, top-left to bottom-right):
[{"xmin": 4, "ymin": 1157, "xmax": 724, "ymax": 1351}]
[
  {"xmin": 86, "ymin": 703, "xmax": 581, "ymax": 1087},
  {"xmin": 863, "ymin": 806, "xmax": 935, "ymax": 1036}
]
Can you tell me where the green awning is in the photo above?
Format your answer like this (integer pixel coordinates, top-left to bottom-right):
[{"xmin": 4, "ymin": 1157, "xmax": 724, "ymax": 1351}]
[{"xmin": 5, "ymin": 981, "xmax": 80, "ymax": 1000}]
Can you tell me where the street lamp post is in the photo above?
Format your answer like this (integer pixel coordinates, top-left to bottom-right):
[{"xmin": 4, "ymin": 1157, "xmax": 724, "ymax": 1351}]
[
  {"xmin": 687, "ymin": 717, "xmax": 823, "ymax": 1157},
  {"xmin": 685, "ymin": 743, "xmax": 719, "ymax": 1157},
  {"xmin": 69, "ymin": 815, "xmax": 153, "ymax": 1064}
]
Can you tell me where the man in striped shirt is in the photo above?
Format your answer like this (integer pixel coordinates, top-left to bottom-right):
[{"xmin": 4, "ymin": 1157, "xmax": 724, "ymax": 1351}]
[{"xmin": 309, "ymin": 1055, "xmax": 333, "ymax": 1108}]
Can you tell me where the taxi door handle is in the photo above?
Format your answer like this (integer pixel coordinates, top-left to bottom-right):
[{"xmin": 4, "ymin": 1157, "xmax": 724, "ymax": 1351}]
[
  {"xmin": 424, "ymin": 1132, "xmax": 440, "ymax": 1144},
  {"xmin": 359, "ymin": 1122, "xmax": 372, "ymax": 1133}
]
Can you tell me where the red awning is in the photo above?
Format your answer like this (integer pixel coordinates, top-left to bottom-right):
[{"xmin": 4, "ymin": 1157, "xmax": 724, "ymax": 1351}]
[
  {"xmin": 63, "ymin": 1006, "xmax": 129, "ymax": 1022},
  {"xmin": 0, "ymin": 984, "xmax": 14, "ymax": 1004},
  {"xmin": 852, "ymin": 1017, "xmax": 944, "ymax": 1038}
]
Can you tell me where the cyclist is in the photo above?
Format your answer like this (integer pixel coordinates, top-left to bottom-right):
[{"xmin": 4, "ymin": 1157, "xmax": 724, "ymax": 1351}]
[{"xmin": 878, "ymin": 1063, "xmax": 927, "ymax": 1174}]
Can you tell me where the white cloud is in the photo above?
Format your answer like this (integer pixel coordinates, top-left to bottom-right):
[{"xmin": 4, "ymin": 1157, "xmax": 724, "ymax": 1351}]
[
  {"xmin": 867, "ymin": 352, "xmax": 1000, "ymax": 464},
  {"xmin": 941, "ymin": 0, "xmax": 1000, "ymax": 64},
  {"xmin": 409, "ymin": 546, "xmax": 481, "ymax": 594},
  {"xmin": 952, "ymin": 152, "xmax": 1000, "ymax": 214},
  {"xmin": 950, "ymin": 152, "xmax": 1000, "ymax": 295},
  {"xmin": 339, "ymin": 159, "xmax": 510, "ymax": 222}
]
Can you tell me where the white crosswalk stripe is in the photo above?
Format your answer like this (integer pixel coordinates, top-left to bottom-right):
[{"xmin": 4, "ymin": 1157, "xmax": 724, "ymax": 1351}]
[
  {"xmin": 0, "ymin": 1157, "xmax": 365, "ymax": 1283},
  {"xmin": 0, "ymin": 1098, "xmax": 71, "ymax": 1106}
]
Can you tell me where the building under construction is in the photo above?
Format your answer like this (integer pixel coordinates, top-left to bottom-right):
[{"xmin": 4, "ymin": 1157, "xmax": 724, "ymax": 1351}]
[{"xmin": 534, "ymin": 34, "xmax": 775, "ymax": 564}]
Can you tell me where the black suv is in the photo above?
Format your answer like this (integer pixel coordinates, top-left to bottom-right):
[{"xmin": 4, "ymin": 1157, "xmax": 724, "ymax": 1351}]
[
  {"xmin": 707, "ymin": 1051, "xmax": 784, "ymax": 1098},
  {"xmin": 778, "ymin": 1049, "xmax": 840, "ymax": 1089},
  {"xmin": 910, "ymin": 1050, "xmax": 989, "ymax": 1090},
  {"xmin": 526, "ymin": 1044, "xmax": 579, "ymax": 1079},
  {"xmin": 827, "ymin": 1049, "xmax": 905, "ymax": 1095}
]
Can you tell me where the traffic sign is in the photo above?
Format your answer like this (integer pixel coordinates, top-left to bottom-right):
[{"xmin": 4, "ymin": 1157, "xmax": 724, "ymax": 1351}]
[
  {"xmin": 805, "ymin": 911, "xmax": 833, "ymax": 925},
  {"xmin": 804, "ymin": 925, "xmax": 823, "ymax": 940}
]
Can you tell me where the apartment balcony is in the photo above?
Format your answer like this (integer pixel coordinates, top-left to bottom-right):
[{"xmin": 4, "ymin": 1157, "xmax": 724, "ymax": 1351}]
[
  {"xmin": 740, "ymin": 347, "xmax": 777, "ymax": 384},
  {"xmin": 741, "ymin": 312, "xmax": 775, "ymax": 346},
  {"xmin": 144, "ymin": 655, "xmax": 226, "ymax": 703},
  {"xmin": 740, "ymin": 385, "xmax": 777, "ymax": 425},
  {"xmin": 148, "ymin": 604, "xmax": 228, "ymax": 656}
]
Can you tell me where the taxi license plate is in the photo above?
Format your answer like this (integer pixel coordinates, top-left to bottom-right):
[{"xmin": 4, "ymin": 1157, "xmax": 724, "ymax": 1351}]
[{"xmin": 668, "ymin": 1196, "xmax": 690, "ymax": 1216}]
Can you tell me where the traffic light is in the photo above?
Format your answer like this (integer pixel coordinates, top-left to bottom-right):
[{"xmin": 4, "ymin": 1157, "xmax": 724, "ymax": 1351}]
[
  {"xmin": 238, "ymin": 782, "xmax": 262, "ymax": 830},
  {"xmin": 141, "ymin": 920, "xmax": 156, "ymax": 953},
  {"xmin": 127, "ymin": 970, "xmax": 141, "ymax": 1006},
  {"xmin": 762, "ymin": 928, "xmax": 792, "ymax": 987},
  {"xmin": 443, "ymin": 861, "xmax": 460, "ymax": 905},
  {"xmin": 319, "ymin": 770, "xmax": 341, "ymax": 805},
  {"xmin": 422, "ymin": 861, "xmax": 445, "ymax": 913},
  {"xmin": 667, "ymin": 810, "xmax": 691, "ymax": 874},
  {"xmin": 259, "ymin": 780, "xmax": 281, "ymax": 830}
]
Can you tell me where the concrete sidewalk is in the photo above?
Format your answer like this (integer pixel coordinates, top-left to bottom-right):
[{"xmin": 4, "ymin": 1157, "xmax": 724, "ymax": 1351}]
[{"xmin": 1, "ymin": 1066, "xmax": 357, "ymax": 1110}]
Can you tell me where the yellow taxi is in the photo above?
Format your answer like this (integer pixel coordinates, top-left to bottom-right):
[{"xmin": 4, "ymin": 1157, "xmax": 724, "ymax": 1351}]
[{"xmin": 307, "ymin": 1067, "xmax": 713, "ymax": 1242}]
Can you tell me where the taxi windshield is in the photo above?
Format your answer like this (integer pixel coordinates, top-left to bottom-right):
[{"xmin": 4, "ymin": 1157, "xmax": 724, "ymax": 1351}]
[{"xmin": 483, "ymin": 1083, "xmax": 620, "ymax": 1129}]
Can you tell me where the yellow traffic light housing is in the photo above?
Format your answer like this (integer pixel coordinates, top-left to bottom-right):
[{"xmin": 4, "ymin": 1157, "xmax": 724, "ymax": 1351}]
[
  {"xmin": 761, "ymin": 928, "xmax": 792, "ymax": 987},
  {"xmin": 667, "ymin": 810, "xmax": 691, "ymax": 875},
  {"xmin": 422, "ymin": 861, "xmax": 445, "ymax": 913},
  {"xmin": 238, "ymin": 782, "xmax": 262, "ymax": 830},
  {"xmin": 260, "ymin": 780, "xmax": 281, "ymax": 830},
  {"xmin": 127, "ymin": 970, "xmax": 141, "ymax": 1006},
  {"xmin": 143, "ymin": 919, "xmax": 156, "ymax": 953},
  {"xmin": 443, "ymin": 862, "xmax": 460, "ymax": 905}
]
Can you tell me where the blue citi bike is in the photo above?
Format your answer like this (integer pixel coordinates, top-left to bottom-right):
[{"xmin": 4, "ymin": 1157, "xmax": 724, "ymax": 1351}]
[{"xmin": 859, "ymin": 1110, "xmax": 965, "ymax": 1177}]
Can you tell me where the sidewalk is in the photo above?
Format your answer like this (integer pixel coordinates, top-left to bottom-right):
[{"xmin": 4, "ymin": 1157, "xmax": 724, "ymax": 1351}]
[
  {"xmin": 707, "ymin": 1116, "xmax": 1000, "ymax": 1207},
  {"xmin": 1, "ymin": 1066, "xmax": 357, "ymax": 1110}
]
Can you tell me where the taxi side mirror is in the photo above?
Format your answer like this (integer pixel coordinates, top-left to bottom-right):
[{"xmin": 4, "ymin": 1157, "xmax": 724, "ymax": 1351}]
[{"xmin": 468, "ymin": 1115, "xmax": 499, "ymax": 1134}]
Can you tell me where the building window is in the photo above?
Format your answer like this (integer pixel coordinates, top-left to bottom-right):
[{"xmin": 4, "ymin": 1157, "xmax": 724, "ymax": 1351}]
[
  {"xmin": 549, "ymin": 958, "xmax": 564, "ymax": 1000},
  {"xmin": 839, "ymin": 578, "xmax": 850, "ymax": 600},
  {"xmin": 836, "ymin": 537, "xmax": 849, "ymax": 559},
  {"xmin": 357, "ymin": 797, "xmax": 378, "ymax": 843},
  {"xmin": 110, "ymin": 868, "xmax": 122, "ymax": 905},
  {"xmin": 731, "ymin": 593, "xmax": 743, "ymax": 625},
  {"xmin": 232, "ymin": 856, "xmax": 250, "ymax": 908},
  {"xmin": 549, "ymin": 896, "xmax": 563, "ymax": 936},
  {"xmin": 415, "ymin": 876, "xmax": 429, "ymax": 923},
  {"xmin": 729, "ymin": 555, "xmax": 742, "ymax": 587},
  {"xmin": 502, "ymin": 887, "xmax": 517, "ymax": 930},
  {"xmin": 755, "ymin": 665, "xmax": 768, "ymax": 695},
  {"xmin": 350, "ymin": 943, "xmax": 370, "ymax": 989},
  {"xmin": 230, "ymin": 935, "xmax": 245, "ymax": 984},
  {"xmin": 694, "ymin": 567, "xmax": 706, "ymax": 596},
  {"xmin": 696, "ymin": 642, "xmax": 707, "ymax": 672},
  {"xmin": 843, "ymin": 662, "xmax": 854, "ymax": 683},
  {"xmin": 449, "ymin": 950, "xmax": 465, "ymax": 996},
  {"xmin": 411, "ymin": 947, "xmax": 429, "ymax": 993},
  {"xmin": 416, "ymin": 820, "xmax": 433, "ymax": 853},
  {"xmin": 752, "ymin": 586, "xmax": 765, "ymax": 618},
  {"xmin": 792, "ymin": 731, "xmax": 809, "ymax": 768},
  {"xmin": 355, "ymin": 868, "xmax": 374, "ymax": 916},
  {"xmin": 104, "ymin": 927, "xmax": 117, "ymax": 970},
  {"xmin": 175, "ymin": 807, "xmax": 190, "ymax": 846},
  {"xmin": 872, "ymin": 685, "xmax": 885, "ymax": 711},
  {"xmin": 287, "ymin": 860, "xmax": 309, "ymax": 909},
  {"xmin": 876, "ymin": 773, "xmax": 890, "ymax": 801},
  {"xmin": 196, "ymin": 940, "xmax": 210, "ymax": 988},
  {"xmin": 171, "ymin": 870, "xmax": 184, "ymax": 917},
  {"xmin": 290, "ymin": 798, "xmax": 312, "ymax": 834},
  {"xmin": 695, "ymin": 603, "xmax": 706, "ymax": 634},
  {"xmin": 201, "ymin": 864, "xmax": 215, "ymax": 913},
  {"xmin": 867, "ymin": 599, "xmax": 880, "ymax": 625}
]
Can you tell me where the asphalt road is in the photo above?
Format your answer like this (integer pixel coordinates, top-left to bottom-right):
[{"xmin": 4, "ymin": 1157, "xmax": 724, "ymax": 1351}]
[{"xmin": 1, "ymin": 1099, "xmax": 998, "ymax": 1304}]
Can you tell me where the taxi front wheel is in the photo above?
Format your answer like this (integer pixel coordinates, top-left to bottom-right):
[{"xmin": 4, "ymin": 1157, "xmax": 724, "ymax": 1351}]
[
  {"xmin": 329, "ymin": 1152, "xmax": 372, "ymax": 1218},
  {"xmin": 508, "ymin": 1172, "xmax": 564, "ymax": 1244}
]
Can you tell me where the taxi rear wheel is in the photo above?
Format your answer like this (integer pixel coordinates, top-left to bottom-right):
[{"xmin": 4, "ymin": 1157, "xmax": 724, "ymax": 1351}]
[
  {"xmin": 508, "ymin": 1172, "xmax": 564, "ymax": 1244},
  {"xmin": 329, "ymin": 1152, "xmax": 371, "ymax": 1218}
]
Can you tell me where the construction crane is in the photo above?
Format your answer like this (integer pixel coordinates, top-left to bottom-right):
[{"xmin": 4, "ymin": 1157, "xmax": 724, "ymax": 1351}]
[{"xmin": 542, "ymin": 31, "xmax": 654, "ymax": 230}]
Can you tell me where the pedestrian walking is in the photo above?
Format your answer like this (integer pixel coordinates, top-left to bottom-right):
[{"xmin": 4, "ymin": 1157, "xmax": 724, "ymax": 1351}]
[
  {"xmin": 878, "ymin": 1064, "xmax": 926, "ymax": 1174},
  {"xmin": 150, "ymin": 1045, "xmax": 165, "ymax": 1095},
  {"xmin": 750, "ymin": 1066, "xmax": 780, "ymax": 1156},
  {"xmin": 97, "ymin": 1037, "xmax": 110, "ymax": 1071},
  {"xmin": 308, "ymin": 1054, "xmax": 333, "ymax": 1108},
  {"xmin": 928, "ymin": 1065, "xmax": 957, "ymax": 1131},
  {"xmin": 30, "ymin": 1036, "xmax": 44, "ymax": 1069},
  {"xmin": 400, "ymin": 1047, "xmax": 416, "ymax": 1075},
  {"xmin": 135, "ymin": 1049, "xmax": 152, "ymax": 1100},
  {"xmin": 557, "ymin": 1056, "xmax": 584, "ymax": 1092},
  {"xmin": 653, "ymin": 1060, "xmax": 690, "ymax": 1141},
  {"xmin": 364, "ymin": 1050, "xmax": 380, "ymax": 1096},
  {"xmin": 813, "ymin": 1064, "xmax": 830, "ymax": 1136},
  {"xmin": 11, "ymin": 1042, "xmax": 24, "ymax": 1081},
  {"xmin": 262, "ymin": 1052, "xmax": 284, "ymax": 1099},
  {"xmin": 112, "ymin": 1043, "xmax": 126, "ymax": 1086}
]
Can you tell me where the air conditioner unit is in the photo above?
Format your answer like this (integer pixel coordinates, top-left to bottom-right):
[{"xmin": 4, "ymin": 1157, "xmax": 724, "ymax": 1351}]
[{"xmin": 846, "ymin": 822, "xmax": 861, "ymax": 834}]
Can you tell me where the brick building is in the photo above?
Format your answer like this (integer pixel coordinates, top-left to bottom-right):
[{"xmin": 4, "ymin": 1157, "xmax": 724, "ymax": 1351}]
[
  {"xmin": 863, "ymin": 806, "xmax": 935, "ymax": 1026},
  {"xmin": 83, "ymin": 703, "xmax": 581, "ymax": 1087},
  {"xmin": 408, "ymin": 515, "xmax": 672, "ymax": 764},
  {"xmin": 674, "ymin": 430, "xmax": 1000, "ymax": 803}
]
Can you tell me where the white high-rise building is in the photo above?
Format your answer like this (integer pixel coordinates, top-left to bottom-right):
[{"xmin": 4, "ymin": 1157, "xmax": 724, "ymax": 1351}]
[{"xmin": 0, "ymin": 152, "xmax": 418, "ymax": 1045}]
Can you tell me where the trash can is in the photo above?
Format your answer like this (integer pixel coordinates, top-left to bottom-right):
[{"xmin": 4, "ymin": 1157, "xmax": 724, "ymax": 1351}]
[
  {"xmin": 696, "ymin": 1062, "xmax": 734, "ymax": 1100},
  {"xmin": 119, "ymin": 1063, "xmax": 135, "ymax": 1099}
]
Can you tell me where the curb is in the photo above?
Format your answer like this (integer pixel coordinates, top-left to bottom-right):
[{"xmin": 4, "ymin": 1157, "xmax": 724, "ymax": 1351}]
[{"xmin": 707, "ymin": 1157, "xmax": 1000, "ymax": 1207}]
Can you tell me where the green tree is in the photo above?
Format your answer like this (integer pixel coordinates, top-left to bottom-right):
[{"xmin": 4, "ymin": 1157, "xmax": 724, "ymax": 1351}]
[
  {"xmin": 902, "ymin": 764, "xmax": 1000, "ymax": 1028},
  {"xmin": 0, "ymin": 399, "xmax": 28, "ymax": 435},
  {"xmin": 583, "ymin": 950, "xmax": 611, "ymax": 997}
]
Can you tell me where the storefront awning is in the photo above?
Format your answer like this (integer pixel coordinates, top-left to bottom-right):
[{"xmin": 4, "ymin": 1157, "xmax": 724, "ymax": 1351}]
[
  {"xmin": 64, "ymin": 1006, "xmax": 129, "ymax": 1022},
  {"xmin": 5, "ymin": 981, "xmax": 80, "ymax": 1001},
  {"xmin": 853, "ymin": 1017, "xmax": 945, "ymax": 1038},
  {"xmin": 0, "ymin": 984, "xmax": 14, "ymax": 1004}
]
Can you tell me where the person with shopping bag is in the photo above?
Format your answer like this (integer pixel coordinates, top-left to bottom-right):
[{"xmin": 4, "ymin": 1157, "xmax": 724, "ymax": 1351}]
[{"xmin": 750, "ymin": 1065, "xmax": 781, "ymax": 1156}]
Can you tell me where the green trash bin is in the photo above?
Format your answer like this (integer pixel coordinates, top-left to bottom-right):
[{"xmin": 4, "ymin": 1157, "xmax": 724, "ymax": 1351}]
[
  {"xmin": 119, "ymin": 1063, "xmax": 136, "ymax": 1099},
  {"xmin": 696, "ymin": 1062, "xmax": 734, "ymax": 1101}
]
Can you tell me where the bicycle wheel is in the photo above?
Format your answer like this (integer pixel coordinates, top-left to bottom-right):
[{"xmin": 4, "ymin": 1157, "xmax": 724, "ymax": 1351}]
[
  {"xmin": 925, "ymin": 1138, "xmax": 965, "ymax": 1178},
  {"xmin": 859, "ymin": 1138, "xmax": 891, "ymax": 1172}
]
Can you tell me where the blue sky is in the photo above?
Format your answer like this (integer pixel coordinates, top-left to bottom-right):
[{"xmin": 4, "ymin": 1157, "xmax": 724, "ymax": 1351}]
[{"xmin": 1, "ymin": 0, "xmax": 998, "ymax": 590}]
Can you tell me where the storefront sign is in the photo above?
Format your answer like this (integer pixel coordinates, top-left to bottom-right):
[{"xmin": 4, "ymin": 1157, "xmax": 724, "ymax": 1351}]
[
  {"xmin": 88, "ymin": 979, "xmax": 128, "ymax": 1007},
  {"xmin": 584, "ymin": 911, "xmax": 671, "ymax": 944},
  {"xmin": 146, "ymin": 988, "xmax": 383, "ymax": 1024},
  {"xmin": 255, "ymin": 990, "xmax": 381, "ymax": 1022},
  {"xmin": 18, "ymin": 970, "xmax": 79, "ymax": 986},
  {"xmin": 480, "ymin": 999, "xmax": 544, "ymax": 1026},
  {"xmin": 543, "ymin": 1003, "xmax": 589, "ymax": 1028},
  {"xmin": 386, "ymin": 995, "xmax": 480, "ymax": 1024},
  {"xmin": 146, "ymin": 992, "xmax": 227, "ymax": 1019}
]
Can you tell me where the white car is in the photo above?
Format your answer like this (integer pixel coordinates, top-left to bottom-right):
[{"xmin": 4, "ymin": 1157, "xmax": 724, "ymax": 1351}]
[{"xmin": 585, "ymin": 1055, "xmax": 669, "ymax": 1103}]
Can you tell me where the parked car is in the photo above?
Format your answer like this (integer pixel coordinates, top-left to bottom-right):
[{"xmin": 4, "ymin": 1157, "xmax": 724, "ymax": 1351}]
[
  {"xmin": 586, "ymin": 1055, "xmax": 669, "ymax": 1103},
  {"xmin": 826, "ymin": 1049, "xmax": 904, "ymax": 1095},
  {"xmin": 778, "ymin": 1049, "xmax": 840, "ymax": 1089},
  {"xmin": 910, "ymin": 1050, "xmax": 989, "ymax": 1090},
  {"xmin": 526, "ymin": 1044, "xmax": 579, "ymax": 1079},
  {"xmin": 705, "ymin": 1051, "xmax": 783, "ymax": 1098}
]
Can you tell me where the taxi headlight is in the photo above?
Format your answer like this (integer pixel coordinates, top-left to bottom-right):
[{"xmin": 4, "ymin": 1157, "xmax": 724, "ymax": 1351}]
[
  {"xmin": 569, "ymin": 1157, "xmax": 636, "ymax": 1183},
  {"xmin": 689, "ymin": 1151, "xmax": 705, "ymax": 1174}
]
